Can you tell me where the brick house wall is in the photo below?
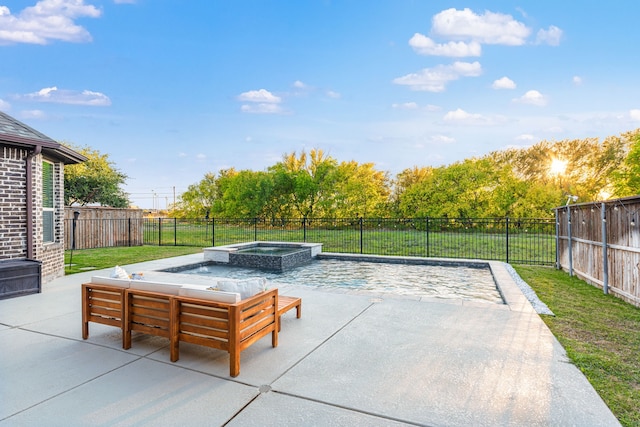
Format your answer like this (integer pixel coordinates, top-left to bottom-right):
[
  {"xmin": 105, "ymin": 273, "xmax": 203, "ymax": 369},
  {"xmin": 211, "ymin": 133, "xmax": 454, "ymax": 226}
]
[
  {"xmin": 0, "ymin": 147, "xmax": 68, "ymax": 282},
  {"xmin": 0, "ymin": 111, "xmax": 86, "ymax": 286},
  {"xmin": 0, "ymin": 146, "xmax": 28, "ymax": 258}
]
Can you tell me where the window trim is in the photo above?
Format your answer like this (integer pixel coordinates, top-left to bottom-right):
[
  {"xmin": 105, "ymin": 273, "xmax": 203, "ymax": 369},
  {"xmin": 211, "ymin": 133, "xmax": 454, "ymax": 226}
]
[{"xmin": 42, "ymin": 160, "xmax": 55, "ymax": 243}]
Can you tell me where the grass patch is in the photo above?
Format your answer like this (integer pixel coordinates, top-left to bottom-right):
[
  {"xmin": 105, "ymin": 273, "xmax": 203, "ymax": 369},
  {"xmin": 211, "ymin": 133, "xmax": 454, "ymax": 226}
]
[
  {"xmin": 514, "ymin": 265, "xmax": 640, "ymax": 427},
  {"xmin": 64, "ymin": 245, "xmax": 202, "ymax": 275}
]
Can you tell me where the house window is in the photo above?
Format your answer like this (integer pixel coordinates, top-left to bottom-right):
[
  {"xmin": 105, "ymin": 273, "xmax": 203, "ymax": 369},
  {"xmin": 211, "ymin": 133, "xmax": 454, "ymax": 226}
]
[{"xmin": 42, "ymin": 160, "xmax": 54, "ymax": 242}]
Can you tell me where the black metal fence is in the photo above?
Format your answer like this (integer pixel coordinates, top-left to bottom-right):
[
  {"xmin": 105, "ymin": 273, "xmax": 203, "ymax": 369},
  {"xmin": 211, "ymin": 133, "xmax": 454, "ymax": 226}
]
[{"xmin": 132, "ymin": 216, "xmax": 554, "ymax": 265}]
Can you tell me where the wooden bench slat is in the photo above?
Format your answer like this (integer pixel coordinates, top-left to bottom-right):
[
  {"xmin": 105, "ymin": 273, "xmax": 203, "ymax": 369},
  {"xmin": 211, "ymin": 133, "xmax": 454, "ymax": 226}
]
[
  {"xmin": 89, "ymin": 305, "xmax": 122, "ymax": 318},
  {"xmin": 87, "ymin": 315, "xmax": 121, "ymax": 327},
  {"xmin": 131, "ymin": 323, "xmax": 171, "ymax": 338},
  {"xmin": 180, "ymin": 304, "xmax": 228, "ymax": 320},
  {"xmin": 180, "ymin": 314, "xmax": 228, "ymax": 330}
]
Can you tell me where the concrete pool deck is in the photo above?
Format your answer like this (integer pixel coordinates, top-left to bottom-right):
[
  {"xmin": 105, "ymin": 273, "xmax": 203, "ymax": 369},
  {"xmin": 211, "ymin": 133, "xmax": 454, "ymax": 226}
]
[{"xmin": 0, "ymin": 254, "xmax": 620, "ymax": 426}]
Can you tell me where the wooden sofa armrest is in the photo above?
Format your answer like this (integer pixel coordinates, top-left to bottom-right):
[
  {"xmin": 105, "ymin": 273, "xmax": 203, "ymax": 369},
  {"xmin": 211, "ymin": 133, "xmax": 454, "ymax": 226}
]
[
  {"xmin": 170, "ymin": 288, "xmax": 279, "ymax": 377},
  {"xmin": 82, "ymin": 283, "xmax": 126, "ymax": 347}
]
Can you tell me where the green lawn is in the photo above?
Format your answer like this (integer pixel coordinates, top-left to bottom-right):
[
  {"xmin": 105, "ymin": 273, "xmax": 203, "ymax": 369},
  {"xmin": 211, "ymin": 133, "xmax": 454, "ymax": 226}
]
[
  {"xmin": 143, "ymin": 221, "xmax": 556, "ymax": 265},
  {"xmin": 64, "ymin": 245, "xmax": 202, "ymax": 275},
  {"xmin": 64, "ymin": 246, "xmax": 639, "ymax": 425},
  {"xmin": 515, "ymin": 265, "xmax": 640, "ymax": 427}
]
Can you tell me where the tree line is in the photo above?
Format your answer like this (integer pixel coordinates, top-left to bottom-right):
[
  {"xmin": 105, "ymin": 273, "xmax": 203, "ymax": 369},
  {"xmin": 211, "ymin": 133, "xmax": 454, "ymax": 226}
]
[
  {"xmin": 169, "ymin": 129, "xmax": 640, "ymax": 219},
  {"xmin": 63, "ymin": 128, "xmax": 640, "ymax": 219}
]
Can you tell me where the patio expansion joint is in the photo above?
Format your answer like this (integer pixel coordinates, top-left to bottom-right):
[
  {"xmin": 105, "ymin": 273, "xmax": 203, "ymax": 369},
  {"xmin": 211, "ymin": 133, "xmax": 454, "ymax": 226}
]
[
  {"xmin": 268, "ymin": 389, "xmax": 429, "ymax": 427},
  {"xmin": 223, "ymin": 301, "xmax": 388, "ymax": 426},
  {"xmin": 0, "ymin": 347, "xmax": 144, "ymax": 423}
]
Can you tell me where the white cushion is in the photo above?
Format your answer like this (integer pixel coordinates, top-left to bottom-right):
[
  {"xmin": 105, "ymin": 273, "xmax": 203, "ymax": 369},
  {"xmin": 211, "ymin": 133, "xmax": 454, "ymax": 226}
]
[
  {"xmin": 217, "ymin": 278, "xmax": 267, "ymax": 300},
  {"xmin": 129, "ymin": 280, "xmax": 182, "ymax": 295},
  {"xmin": 178, "ymin": 285, "xmax": 241, "ymax": 303},
  {"xmin": 90, "ymin": 276, "xmax": 131, "ymax": 288}
]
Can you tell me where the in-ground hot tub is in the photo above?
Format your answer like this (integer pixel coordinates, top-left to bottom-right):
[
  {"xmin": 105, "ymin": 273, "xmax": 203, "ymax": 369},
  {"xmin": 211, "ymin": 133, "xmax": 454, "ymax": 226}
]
[{"xmin": 203, "ymin": 241, "xmax": 323, "ymax": 271}]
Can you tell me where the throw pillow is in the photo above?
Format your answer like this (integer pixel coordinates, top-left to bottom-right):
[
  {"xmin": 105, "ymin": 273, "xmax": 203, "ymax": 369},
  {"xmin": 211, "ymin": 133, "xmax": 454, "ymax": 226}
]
[
  {"xmin": 217, "ymin": 278, "xmax": 267, "ymax": 299},
  {"xmin": 110, "ymin": 265, "xmax": 129, "ymax": 279}
]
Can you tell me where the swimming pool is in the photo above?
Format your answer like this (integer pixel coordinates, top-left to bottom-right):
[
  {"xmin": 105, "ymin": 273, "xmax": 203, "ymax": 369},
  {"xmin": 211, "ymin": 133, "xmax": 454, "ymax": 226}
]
[{"xmin": 174, "ymin": 256, "xmax": 503, "ymax": 304}]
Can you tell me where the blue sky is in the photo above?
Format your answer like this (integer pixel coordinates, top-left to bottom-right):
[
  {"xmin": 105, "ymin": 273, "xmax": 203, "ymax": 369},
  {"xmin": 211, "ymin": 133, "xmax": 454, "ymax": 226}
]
[{"xmin": 2, "ymin": 0, "xmax": 640, "ymax": 209}]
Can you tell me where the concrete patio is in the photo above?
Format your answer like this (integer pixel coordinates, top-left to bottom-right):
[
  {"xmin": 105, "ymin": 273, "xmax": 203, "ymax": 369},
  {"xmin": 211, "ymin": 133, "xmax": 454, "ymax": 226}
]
[{"xmin": 0, "ymin": 254, "xmax": 620, "ymax": 426}]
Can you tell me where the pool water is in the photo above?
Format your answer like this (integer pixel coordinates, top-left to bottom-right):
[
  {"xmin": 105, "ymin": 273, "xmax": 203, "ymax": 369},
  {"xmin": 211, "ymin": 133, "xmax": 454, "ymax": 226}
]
[
  {"xmin": 236, "ymin": 247, "xmax": 303, "ymax": 255},
  {"xmin": 178, "ymin": 259, "xmax": 503, "ymax": 304}
]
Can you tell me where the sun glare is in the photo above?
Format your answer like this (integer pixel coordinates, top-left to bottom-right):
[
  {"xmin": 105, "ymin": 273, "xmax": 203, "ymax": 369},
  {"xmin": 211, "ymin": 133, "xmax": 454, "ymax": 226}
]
[{"xmin": 549, "ymin": 158, "xmax": 568, "ymax": 175}]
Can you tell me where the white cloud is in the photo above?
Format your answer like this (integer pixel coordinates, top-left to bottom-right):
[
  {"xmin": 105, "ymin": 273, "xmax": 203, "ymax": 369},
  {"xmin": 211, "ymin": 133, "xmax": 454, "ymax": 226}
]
[
  {"xmin": 240, "ymin": 103, "xmax": 284, "ymax": 114},
  {"xmin": 630, "ymin": 109, "xmax": 640, "ymax": 121},
  {"xmin": 21, "ymin": 86, "xmax": 111, "ymax": 106},
  {"xmin": 572, "ymin": 76, "xmax": 583, "ymax": 85},
  {"xmin": 196, "ymin": 153, "xmax": 206, "ymax": 160},
  {"xmin": 536, "ymin": 25, "xmax": 563, "ymax": 46},
  {"xmin": 431, "ymin": 8, "xmax": 531, "ymax": 45},
  {"xmin": 492, "ymin": 76, "xmax": 516, "ymax": 89},
  {"xmin": 326, "ymin": 90, "xmax": 341, "ymax": 99},
  {"xmin": 408, "ymin": 33, "xmax": 481, "ymax": 57},
  {"xmin": 392, "ymin": 102, "xmax": 419, "ymax": 110},
  {"xmin": 515, "ymin": 134, "xmax": 536, "ymax": 142},
  {"xmin": 513, "ymin": 90, "xmax": 548, "ymax": 106},
  {"xmin": 443, "ymin": 108, "xmax": 487, "ymax": 125},
  {"xmin": 430, "ymin": 134, "xmax": 455, "ymax": 144},
  {"xmin": 0, "ymin": 98, "xmax": 10, "ymax": 110},
  {"xmin": 18, "ymin": 109, "xmax": 46, "ymax": 119},
  {"xmin": 0, "ymin": 0, "xmax": 101, "ymax": 45},
  {"xmin": 237, "ymin": 89, "xmax": 281, "ymax": 103},
  {"xmin": 393, "ymin": 61, "xmax": 482, "ymax": 92},
  {"xmin": 178, "ymin": 152, "xmax": 187, "ymax": 157},
  {"xmin": 293, "ymin": 80, "xmax": 306, "ymax": 89}
]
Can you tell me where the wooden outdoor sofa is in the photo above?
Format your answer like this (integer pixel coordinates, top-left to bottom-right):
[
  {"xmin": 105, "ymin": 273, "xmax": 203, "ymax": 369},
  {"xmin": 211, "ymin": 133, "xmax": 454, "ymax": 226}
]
[{"xmin": 82, "ymin": 276, "xmax": 301, "ymax": 377}]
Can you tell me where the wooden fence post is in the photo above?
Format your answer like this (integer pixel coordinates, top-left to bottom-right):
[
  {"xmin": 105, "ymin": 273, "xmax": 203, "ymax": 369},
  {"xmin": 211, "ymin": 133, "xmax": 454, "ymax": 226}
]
[
  {"xmin": 567, "ymin": 207, "xmax": 573, "ymax": 277},
  {"xmin": 602, "ymin": 202, "xmax": 609, "ymax": 295}
]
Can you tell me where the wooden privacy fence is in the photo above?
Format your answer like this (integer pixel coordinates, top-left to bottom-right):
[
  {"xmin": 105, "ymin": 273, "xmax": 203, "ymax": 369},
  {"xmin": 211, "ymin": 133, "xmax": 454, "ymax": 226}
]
[
  {"xmin": 555, "ymin": 195, "xmax": 640, "ymax": 307},
  {"xmin": 64, "ymin": 207, "xmax": 144, "ymax": 249}
]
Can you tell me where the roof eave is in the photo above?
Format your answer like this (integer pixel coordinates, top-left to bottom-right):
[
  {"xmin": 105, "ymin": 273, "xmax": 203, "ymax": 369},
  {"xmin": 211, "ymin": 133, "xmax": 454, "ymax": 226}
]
[{"xmin": 1, "ymin": 137, "xmax": 87, "ymax": 164}]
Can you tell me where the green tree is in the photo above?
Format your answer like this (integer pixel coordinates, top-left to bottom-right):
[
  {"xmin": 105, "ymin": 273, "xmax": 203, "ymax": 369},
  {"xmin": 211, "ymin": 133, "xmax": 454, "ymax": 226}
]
[
  {"xmin": 493, "ymin": 133, "xmax": 631, "ymax": 205},
  {"xmin": 216, "ymin": 170, "xmax": 274, "ymax": 217},
  {"xmin": 332, "ymin": 161, "xmax": 390, "ymax": 217},
  {"xmin": 171, "ymin": 172, "xmax": 218, "ymax": 218},
  {"xmin": 390, "ymin": 166, "xmax": 433, "ymax": 215},
  {"xmin": 63, "ymin": 144, "xmax": 129, "ymax": 207},
  {"xmin": 269, "ymin": 149, "xmax": 339, "ymax": 217},
  {"xmin": 612, "ymin": 131, "xmax": 640, "ymax": 197},
  {"xmin": 397, "ymin": 158, "xmax": 501, "ymax": 218}
]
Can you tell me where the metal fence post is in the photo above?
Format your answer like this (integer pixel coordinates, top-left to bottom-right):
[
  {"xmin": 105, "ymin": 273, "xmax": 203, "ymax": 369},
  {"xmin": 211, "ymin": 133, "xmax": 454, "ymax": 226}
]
[
  {"xmin": 359, "ymin": 217, "xmax": 363, "ymax": 254},
  {"xmin": 254, "ymin": 217, "xmax": 258, "ymax": 241},
  {"xmin": 174, "ymin": 218, "xmax": 177, "ymax": 246},
  {"xmin": 211, "ymin": 218, "xmax": 215, "ymax": 247},
  {"xmin": 128, "ymin": 218, "xmax": 132, "ymax": 247},
  {"xmin": 158, "ymin": 218, "xmax": 162, "ymax": 246},
  {"xmin": 303, "ymin": 217, "xmax": 307, "ymax": 242},
  {"xmin": 505, "ymin": 216, "xmax": 510, "ymax": 264},
  {"xmin": 426, "ymin": 217, "xmax": 430, "ymax": 257}
]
